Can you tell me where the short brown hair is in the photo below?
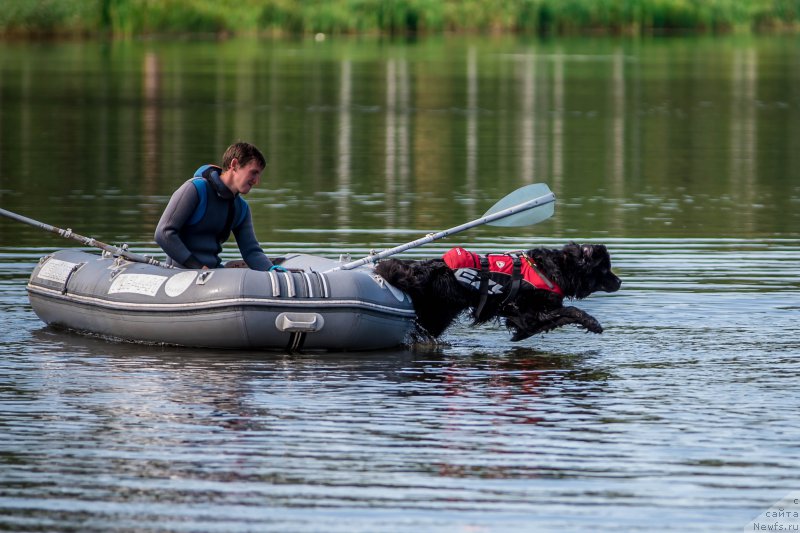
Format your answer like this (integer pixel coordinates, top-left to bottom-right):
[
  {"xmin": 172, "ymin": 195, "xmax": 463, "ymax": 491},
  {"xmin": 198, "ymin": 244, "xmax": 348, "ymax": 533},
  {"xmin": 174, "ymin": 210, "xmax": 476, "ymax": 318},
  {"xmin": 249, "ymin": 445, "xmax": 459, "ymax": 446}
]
[{"xmin": 221, "ymin": 142, "xmax": 266, "ymax": 171}]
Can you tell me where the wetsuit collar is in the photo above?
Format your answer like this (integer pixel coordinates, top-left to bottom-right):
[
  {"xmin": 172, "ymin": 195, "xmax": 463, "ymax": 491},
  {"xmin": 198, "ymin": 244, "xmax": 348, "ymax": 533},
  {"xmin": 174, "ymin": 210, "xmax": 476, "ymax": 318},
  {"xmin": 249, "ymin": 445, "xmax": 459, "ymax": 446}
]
[{"xmin": 205, "ymin": 167, "xmax": 237, "ymax": 200}]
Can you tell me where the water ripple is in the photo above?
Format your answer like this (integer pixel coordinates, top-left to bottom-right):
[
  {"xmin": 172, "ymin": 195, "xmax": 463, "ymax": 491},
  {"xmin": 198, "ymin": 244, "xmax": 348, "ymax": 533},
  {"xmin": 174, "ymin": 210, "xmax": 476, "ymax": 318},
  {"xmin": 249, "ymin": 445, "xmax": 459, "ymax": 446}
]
[{"xmin": 1, "ymin": 238, "xmax": 799, "ymax": 531}]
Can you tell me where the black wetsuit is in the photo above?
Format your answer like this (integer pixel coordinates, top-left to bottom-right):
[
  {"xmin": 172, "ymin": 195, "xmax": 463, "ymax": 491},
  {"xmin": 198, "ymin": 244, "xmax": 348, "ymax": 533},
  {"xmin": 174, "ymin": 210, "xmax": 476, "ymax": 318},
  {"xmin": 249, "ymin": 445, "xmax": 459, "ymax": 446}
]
[{"xmin": 154, "ymin": 166, "xmax": 272, "ymax": 271}]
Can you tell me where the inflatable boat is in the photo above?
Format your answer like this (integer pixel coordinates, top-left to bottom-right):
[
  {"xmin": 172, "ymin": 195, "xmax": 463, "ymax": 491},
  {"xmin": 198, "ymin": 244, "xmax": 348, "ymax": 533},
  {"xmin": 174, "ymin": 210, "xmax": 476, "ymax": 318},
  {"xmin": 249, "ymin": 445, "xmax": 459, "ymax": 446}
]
[{"xmin": 26, "ymin": 250, "xmax": 416, "ymax": 351}]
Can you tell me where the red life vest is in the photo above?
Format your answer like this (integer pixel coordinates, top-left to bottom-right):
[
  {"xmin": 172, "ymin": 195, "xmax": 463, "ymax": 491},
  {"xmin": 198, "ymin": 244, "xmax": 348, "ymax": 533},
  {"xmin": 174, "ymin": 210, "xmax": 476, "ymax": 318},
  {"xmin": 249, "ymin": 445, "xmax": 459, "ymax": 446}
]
[{"xmin": 442, "ymin": 247, "xmax": 564, "ymax": 296}]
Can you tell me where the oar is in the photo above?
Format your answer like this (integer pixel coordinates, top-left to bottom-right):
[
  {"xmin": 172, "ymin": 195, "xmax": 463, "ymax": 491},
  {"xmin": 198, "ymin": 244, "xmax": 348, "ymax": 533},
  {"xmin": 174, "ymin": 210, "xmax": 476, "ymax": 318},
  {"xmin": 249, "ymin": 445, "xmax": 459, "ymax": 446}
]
[
  {"xmin": 0, "ymin": 207, "xmax": 170, "ymax": 268},
  {"xmin": 334, "ymin": 183, "xmax": 555, "ymax": 271}
]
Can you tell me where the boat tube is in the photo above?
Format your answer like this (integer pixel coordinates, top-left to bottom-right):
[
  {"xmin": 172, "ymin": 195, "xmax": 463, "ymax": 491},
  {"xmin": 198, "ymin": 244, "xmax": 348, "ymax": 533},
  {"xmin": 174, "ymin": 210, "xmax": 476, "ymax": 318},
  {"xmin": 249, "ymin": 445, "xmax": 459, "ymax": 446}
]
[{"xmin": 26, "ymin": 250, "xmax": 415, "ymax": 351}]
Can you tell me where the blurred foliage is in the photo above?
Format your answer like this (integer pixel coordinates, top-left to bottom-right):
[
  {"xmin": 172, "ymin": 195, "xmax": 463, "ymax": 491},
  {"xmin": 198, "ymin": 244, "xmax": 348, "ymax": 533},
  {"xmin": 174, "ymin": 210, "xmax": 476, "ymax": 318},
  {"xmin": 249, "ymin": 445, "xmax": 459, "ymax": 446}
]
[{"xmin": 0, "ymin": 0, "xmax": 798, "ymax": 37}]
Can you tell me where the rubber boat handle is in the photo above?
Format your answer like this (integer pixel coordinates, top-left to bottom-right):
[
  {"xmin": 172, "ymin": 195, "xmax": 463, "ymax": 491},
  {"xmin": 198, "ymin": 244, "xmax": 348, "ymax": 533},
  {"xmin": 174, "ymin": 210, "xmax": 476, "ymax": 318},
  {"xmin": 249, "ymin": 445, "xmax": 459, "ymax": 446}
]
[{"xmin": 275, "ymin": 312, "xmax": 325, "ymax": 333}]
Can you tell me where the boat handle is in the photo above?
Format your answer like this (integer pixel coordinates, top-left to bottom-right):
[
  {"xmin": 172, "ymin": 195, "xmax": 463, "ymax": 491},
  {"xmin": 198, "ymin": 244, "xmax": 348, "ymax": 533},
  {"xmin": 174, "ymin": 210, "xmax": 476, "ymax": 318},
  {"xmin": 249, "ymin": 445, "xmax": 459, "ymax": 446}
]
[{"xmin": 275, "ymin": 312, "xmax": 325, "ymax": 333}]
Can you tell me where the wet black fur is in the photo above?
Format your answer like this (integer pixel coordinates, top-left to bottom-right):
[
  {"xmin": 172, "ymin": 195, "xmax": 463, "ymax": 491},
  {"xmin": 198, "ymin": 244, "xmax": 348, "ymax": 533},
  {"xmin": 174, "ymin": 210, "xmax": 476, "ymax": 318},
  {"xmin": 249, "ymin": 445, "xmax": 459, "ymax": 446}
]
[{"xmin": 374, "ymin": 243, "xmax": 621, "ymax": 342}]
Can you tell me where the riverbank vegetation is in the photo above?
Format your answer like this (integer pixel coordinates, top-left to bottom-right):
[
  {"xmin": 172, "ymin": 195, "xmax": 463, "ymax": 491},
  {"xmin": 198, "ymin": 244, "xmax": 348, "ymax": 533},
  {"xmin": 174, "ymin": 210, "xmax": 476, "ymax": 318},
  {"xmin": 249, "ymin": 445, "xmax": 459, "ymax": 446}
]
[{"xmin": 1, "ymin": 0, "xmax": 798, "ymax": 37}]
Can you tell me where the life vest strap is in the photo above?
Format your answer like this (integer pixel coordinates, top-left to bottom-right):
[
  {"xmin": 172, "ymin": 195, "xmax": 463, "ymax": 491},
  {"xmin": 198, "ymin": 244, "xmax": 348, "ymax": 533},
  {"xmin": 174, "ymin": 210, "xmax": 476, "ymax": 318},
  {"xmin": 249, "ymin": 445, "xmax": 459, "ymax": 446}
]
[
  {"xmin": 500, "ymin": 253, "xmax": 523, "ymax": 307},
  {"xmin": 521, "ymin": 253, "xmax": 558, "ymax": 293},
  {"xmin": 473, "ymin": 256, "xmax": 492, "ymax": 321}
]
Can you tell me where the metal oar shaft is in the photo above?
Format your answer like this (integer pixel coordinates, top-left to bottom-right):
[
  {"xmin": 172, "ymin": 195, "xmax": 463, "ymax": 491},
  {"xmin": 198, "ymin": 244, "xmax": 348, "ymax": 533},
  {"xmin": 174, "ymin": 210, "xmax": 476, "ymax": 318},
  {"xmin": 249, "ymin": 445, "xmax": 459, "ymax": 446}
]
[
  {"xmin": 0, "ymin": 207, "xmax": 169, "ymax": 268},
  {"xmin": 337, "ymin": 191, "xmax": 556, "ymax": 271}
]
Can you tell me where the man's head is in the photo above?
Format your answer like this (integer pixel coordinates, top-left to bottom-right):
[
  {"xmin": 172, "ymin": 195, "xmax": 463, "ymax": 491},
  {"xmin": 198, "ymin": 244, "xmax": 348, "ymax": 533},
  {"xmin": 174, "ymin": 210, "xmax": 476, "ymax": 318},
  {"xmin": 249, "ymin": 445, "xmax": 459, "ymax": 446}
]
[
  {"xmin": 221, "ymin": 142, "xmax": 266, "ymax": 172},
  {"xmin": 220, "ymin": 142, "xmax": 266, "ymax": 195}
]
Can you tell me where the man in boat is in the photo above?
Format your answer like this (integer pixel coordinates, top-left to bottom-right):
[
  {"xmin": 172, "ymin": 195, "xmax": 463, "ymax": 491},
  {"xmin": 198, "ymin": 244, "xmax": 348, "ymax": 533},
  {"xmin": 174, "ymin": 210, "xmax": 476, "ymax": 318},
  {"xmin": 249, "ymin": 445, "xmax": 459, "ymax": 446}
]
[{"xmin": 155, "ymin": 141, "xmax": 274, "ymax": 270}]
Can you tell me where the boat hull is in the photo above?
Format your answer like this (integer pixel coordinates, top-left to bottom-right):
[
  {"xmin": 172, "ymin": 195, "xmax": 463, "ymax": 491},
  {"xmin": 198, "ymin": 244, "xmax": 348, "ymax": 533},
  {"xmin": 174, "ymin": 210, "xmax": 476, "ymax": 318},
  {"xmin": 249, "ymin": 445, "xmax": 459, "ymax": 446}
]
[{"xmin": 27, "ymin": 250, "xmax": 415, "ymax": 351}]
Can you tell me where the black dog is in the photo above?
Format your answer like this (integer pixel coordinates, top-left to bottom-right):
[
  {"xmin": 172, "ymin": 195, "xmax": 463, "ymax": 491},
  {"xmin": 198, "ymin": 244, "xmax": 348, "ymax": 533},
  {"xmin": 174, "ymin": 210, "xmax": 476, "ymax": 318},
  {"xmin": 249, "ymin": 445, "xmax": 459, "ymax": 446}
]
[{"xmin": 374, "ymin": 243, "xmax": 621, "ymax": 341}]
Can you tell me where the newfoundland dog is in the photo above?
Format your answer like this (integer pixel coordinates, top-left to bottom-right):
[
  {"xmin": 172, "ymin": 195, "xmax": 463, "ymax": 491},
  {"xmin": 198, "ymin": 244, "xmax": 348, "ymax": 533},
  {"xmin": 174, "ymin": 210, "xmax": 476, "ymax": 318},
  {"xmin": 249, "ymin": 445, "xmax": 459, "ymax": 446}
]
[{"xmin": 374, "ymin": 243, "xmax": 621, "ymax": 341}]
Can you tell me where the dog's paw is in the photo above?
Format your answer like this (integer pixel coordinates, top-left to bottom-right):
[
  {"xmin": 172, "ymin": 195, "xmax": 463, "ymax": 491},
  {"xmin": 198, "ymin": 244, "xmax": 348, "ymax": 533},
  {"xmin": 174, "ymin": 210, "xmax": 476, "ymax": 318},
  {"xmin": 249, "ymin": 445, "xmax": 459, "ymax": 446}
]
[{"xmin": 581, "ymin": 317, "xmax": 603, "ymax": 334}]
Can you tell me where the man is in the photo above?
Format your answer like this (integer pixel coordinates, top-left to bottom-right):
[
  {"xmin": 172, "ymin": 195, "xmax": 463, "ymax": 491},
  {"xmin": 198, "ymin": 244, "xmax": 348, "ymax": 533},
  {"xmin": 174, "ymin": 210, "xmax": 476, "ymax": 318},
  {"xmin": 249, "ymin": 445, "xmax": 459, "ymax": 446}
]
[{"xmin": 155, "ymin": 142, "xmax": 274, "ymax": 270}]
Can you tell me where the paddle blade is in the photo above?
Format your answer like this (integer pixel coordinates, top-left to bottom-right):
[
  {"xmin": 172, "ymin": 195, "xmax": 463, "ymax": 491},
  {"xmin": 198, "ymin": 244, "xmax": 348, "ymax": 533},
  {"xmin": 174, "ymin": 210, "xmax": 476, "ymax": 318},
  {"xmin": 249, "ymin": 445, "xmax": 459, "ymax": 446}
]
[{"xmin": 483, "ymin": 183, "xmax": 555, "ymax": 227}]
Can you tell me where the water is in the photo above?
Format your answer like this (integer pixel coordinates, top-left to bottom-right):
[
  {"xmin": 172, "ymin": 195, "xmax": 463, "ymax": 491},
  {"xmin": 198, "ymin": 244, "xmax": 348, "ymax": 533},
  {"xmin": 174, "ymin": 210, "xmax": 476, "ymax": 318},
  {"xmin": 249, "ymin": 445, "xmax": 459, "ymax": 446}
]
[{"xmin": 1, "ymin": 35, "xmax": 799, "ymax": 531}]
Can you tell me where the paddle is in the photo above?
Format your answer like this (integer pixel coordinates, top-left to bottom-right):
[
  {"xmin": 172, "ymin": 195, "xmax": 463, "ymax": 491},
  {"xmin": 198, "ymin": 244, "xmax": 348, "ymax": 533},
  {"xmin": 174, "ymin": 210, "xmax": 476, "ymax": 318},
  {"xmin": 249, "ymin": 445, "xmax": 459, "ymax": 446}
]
[
  {"xmin": 335, "ymin": 183, "xmax": 555, "ymax": 271},
  {"xmin": 0, "ymin": 207, "xmax": 171, "ymax": 268}
]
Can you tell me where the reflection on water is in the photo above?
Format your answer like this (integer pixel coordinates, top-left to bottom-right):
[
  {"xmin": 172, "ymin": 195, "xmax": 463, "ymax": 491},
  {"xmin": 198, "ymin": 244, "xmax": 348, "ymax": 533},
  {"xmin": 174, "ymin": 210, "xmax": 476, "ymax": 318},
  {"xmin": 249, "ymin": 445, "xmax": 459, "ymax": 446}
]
[
  {"xmin": 0, "ymin": 35, "xmax": 799, "ymax": 531},
  {"xmin": 731, "ymin": 47, "xmax": 758, "ymax": 233},
  {"xmin": 1, "ymin": 37, "xmax": 798, "ymax": 248}
]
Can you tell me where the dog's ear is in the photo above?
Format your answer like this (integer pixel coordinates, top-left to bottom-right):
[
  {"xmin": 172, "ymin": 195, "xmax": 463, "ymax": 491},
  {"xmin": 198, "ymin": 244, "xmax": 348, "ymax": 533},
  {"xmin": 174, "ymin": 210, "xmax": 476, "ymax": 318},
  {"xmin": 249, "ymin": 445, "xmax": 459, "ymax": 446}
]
[
  {"xmin": 581, "ymin": 245, "xmax": 594, "ymax": 260},
  {"xmin": 581, "ymin": 244, "xmax": 608, "ymax": 265}
]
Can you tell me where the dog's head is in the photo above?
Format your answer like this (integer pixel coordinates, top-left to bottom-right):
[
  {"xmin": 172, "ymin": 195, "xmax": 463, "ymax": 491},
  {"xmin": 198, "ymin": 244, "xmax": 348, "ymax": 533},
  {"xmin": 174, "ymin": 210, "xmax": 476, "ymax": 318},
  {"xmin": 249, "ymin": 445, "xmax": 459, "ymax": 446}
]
[{"xmin": 551, "ymin": 243, "xmax": 621, "ymax": 299}]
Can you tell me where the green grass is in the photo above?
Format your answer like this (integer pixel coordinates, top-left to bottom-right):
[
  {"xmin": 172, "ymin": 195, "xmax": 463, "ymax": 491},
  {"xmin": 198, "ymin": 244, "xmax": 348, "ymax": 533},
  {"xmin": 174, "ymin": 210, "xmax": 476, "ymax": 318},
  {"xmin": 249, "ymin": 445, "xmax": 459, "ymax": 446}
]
[{"xmin": 1, "ymin": 0, "xmax": 798, "ymax": 37}]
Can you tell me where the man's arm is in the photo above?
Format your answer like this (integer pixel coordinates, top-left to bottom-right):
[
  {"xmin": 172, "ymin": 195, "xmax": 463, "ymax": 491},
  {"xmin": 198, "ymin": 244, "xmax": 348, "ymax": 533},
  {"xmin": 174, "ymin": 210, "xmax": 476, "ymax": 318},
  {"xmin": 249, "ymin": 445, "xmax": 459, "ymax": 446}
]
[
  {"xmin": 154, "ymin": 182, "xmax": 205, "ymax": 269},
  {"xmin": 233, "ymin": 204, "xmax": 273, "ymax": 271}
]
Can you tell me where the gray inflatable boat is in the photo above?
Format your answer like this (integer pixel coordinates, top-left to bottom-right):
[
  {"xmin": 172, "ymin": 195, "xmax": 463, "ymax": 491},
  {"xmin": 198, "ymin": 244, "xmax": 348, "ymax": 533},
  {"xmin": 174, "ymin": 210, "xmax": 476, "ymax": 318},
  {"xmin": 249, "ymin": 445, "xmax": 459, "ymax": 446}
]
[{"xmin": 27, "ymin": 249, "xmax": 415, "ymax": 351}]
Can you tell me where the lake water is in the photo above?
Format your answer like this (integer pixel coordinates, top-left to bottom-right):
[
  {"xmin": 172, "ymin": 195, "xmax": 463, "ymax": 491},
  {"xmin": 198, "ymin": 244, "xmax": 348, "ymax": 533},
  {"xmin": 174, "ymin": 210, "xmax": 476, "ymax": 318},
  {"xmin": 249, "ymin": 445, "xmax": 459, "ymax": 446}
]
[{"xmin": 1, "ymin": 35, "xmax": 799, "ymax": 531}]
